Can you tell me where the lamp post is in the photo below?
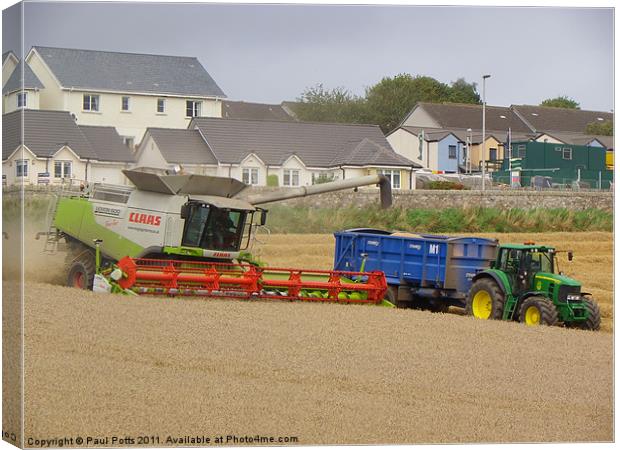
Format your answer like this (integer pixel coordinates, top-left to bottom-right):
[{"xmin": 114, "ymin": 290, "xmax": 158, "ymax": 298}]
[
  {"xmin": 466, "ymin": 128, "xmax": 472, "ymax": 174},
  {"xmin": 481, "ymin": 74, "xmax": 491, "ymax": 190}
]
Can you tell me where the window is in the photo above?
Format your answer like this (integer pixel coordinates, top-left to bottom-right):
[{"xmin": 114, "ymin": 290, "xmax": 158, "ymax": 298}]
[
  {"xmin": 16, "ymin": 159, "xmax": 28, "ymax": 177},
  {"xmin": 283, "ymin": 169, "xmax": 300, "ymax": 187},
  {"xmin": 17, "ymin": 92, "xmax": 27, "ymax": 108},
  {"xmin": 378, "ymin": 169, "xmax": 401, "ymax": 190},
  {"xmin": 54, "ymin": 161, "xmax": 72, "ymax": 179},
  {"xmin": 122, "ymin": 137, "xmax": 135, "ymax": 149},
  {"xmin": 562, "ymin": 147, "xmax": 572, "ymax": 160},
  {"xmin": 121, "ymin": 96, "xmax": 130, "ymax": 111},
  {"xmin": 517, "ymin": 145, "xmax": 527, "ymax": 158},
  {"xmin": 83, "ymin": 94, "xmax": 100, "ymax": 111},
  {"xmin": 242, "ymin": 168, "xmax": 259, "ymax": 185},
  {"xmin": 186, "ymin": 100, "xmax": 202, "ymax": 117},
  {"xmin": 448, "ymin": 145, "xmax": 457, "ymax": 159},
  {"xmin": 489, "ymin": 148, "xmax": 498, "ymax": 161},
  {"xmin": 157, "ymin": 98, "xmax": 166, "ymax": 113}
]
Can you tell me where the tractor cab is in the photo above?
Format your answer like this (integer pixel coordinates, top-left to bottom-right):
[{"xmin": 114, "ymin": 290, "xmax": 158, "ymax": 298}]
[{"xmin": 495, "ymin": 244, "xmax": 556, "ymax": 295}]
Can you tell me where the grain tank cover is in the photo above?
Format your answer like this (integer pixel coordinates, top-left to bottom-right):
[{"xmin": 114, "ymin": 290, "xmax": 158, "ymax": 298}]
[{"xmin": 122, "ymin": 169, "xmax": 248, "ymax": 197}]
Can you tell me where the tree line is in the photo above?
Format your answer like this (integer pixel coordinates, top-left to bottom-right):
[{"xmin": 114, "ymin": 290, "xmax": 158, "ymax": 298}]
[{"xmin": 290, "ymin": 75, "xmax": 612, "ymax": 136}]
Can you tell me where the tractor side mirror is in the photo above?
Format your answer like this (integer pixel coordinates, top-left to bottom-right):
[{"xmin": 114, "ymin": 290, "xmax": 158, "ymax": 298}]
[
  {"xmin": 260, "ymin": 210, "xmax": 268, "ymax": 226},
  {"xmin": 568, "ymin": 251, "xmax": 573, "ymax": 262},
  {"xmin": 180, "ymin": 204, "xmax": 189, "ymax": 219}
]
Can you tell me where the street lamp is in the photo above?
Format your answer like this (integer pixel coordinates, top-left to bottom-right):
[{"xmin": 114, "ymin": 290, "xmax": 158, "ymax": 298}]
[{"xmin": 481, "ymin": 74, "xmax": 491, "ymax": 190}]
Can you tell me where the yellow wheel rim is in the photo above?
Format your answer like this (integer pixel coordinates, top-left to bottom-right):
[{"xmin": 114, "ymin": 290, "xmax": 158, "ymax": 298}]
[
  {"xmin": 524, "ymin": 305, "xmax": 541, "ymax": 326},
  {"xmin": 472, "ymin": 290, "xmax": 492, "ymax": 319}
]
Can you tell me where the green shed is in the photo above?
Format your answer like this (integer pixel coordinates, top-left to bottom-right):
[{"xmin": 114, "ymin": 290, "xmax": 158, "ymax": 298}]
[{"xmin": 493, "ymin": 141, "xmax": 613, "ymax": 188}]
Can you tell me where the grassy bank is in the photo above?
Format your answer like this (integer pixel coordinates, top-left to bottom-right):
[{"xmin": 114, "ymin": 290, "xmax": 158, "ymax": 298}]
[{"xmin": 265, "ymin": 206, "xmax": 613, "ymax": 233}]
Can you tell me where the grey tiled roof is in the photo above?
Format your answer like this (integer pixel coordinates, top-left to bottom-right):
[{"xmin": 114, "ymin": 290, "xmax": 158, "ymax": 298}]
[
  {"xmin": 3, "ymin": 61, "xmax": 45, "ymax": 94},
  {"xmin": 146, "ymin": 128, "xmax": 218, "ymax": 165},
  {"xmin": 512, "ymin": 105, "xmax": 613, "ymax": 134},
  {"xmin": 2, "ymin": 109, "xmax": 132, "ymax": 162},
  {"xmin": 78, "ymin": 125, "xmax": 135, "ymax": 162},
  {"xmin": 32, "ymin": 46, "xmax": 226, "ymax": 98},
  {"xmin": 190, "ymin": 117, "xmax": 415, "ymax": 168},
  {"xmin": 222, "ymin": 101, "xmax": 295, "ymax": 122},
  {"xmin": 411, "ymin": 102, "xmax": 532, "ymax": 133}
]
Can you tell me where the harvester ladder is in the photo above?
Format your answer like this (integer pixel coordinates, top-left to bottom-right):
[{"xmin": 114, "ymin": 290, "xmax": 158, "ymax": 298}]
[{"xmin": 42, "ymin": 194, "xmax": 61, "ymax": 253}]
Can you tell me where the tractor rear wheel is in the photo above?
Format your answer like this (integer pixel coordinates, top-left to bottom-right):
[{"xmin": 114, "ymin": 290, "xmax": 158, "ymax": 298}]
[
  {"xmin": 66, "ymin": 250, "xmax": 96, "ymax": 290},
  {"xmin": 518, "ymin": 296, "xmax": 558, "ymax": 326},
  {"xmin": 566, "ymin": 298, "xmax": 601, "ymax": 331},
  {"xmin": 466, "ymin": 278, "xmax": 505, "ymax": 320}
]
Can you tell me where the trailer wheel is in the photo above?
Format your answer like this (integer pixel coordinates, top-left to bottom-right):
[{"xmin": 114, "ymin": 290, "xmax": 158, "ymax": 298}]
[
  {"xmin": 565, "ymin": 298, "xmax": 601, "ymax": 331},
  {"xmin": 67, "ymin": 251, "xmax": 95, "ymax": 290},
  {"xmin": 518, "ymin": 296, "xmax": 558, "ymax": 327},
  {"xmin": 385, "ymin": 286, "xmax": 402, "ymax": 308},
  {"xmin": 466, "ymin": 278, "xmax": 505, "ymax": 320}
]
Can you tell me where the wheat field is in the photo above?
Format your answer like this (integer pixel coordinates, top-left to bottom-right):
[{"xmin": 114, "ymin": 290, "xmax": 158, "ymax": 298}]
[{"xmin": 0, "ymin": 231, "xmax": 613, "ymax": 445}]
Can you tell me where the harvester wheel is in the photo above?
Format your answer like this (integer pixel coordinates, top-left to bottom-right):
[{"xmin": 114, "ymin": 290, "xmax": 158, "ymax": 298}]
[
  {"xmin": 67, "ymin": 251, "xmax": 96, "ymax": 290},
  {"xmin": 566, "ymin": 298, "xmax": 601, "ymax": 331},
  {"xmin": 466, "ymin": 278, "xmax": 505, "ymax": 320},
  {"xmin": 518, "ymin": 296, "xmax": 558, "ymax": 327}
]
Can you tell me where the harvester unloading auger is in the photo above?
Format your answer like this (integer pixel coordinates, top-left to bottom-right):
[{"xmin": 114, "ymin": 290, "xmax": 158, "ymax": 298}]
[{"xmin": 40, "ymin": 168, "xmax": 391, "ymax": 305}]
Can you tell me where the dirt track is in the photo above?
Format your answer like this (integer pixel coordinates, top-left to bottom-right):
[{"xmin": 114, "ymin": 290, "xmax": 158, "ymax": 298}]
[{"xmin": 3, "ymin": 232, "xmax": 614, "ymax": 444}]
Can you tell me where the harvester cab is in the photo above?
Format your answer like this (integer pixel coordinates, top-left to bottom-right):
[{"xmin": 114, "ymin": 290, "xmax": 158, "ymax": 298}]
[{"xmin": 469, "ymin": 243, "xmax": 601, "ymax": 330}]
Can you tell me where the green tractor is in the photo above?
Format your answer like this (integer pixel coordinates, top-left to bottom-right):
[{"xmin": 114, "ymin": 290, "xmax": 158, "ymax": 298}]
[{"xmin": 466, "ymin": 243, "xmax": 601, "ymax": 330}]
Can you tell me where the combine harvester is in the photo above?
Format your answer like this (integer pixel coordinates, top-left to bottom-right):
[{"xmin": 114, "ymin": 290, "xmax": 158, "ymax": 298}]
[{"xmin": 39, "ymin": 169, "xmax": 391, "ymax": 305}]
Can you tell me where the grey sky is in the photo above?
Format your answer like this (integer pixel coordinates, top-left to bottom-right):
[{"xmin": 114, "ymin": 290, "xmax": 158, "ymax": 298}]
[{"xmin": 2, "ymin": 2, "xmax": 614, "ymax": 111}]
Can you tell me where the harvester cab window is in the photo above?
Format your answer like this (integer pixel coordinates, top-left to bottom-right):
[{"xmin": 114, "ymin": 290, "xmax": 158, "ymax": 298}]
[
  {"xmin": 182, "ymin": 203, "xmax": 245, "ymax": 252},
  {"xmin": 182, "ymin": 203, "xmax": 210, "ymax": 247},
  {"xmin": 203, "ymin": 208, "xmax": 243, "ymax": 251}
]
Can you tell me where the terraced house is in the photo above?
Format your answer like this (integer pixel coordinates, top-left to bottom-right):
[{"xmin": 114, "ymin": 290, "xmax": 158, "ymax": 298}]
[
  {"xmin": 135, "ymin": 118, "xmax": 419, "ymax": 189},
  {"xmin": 20, "ymin": 46, "xmax": 227, "ymax": 148},
  {"xmin": 2, "ymin": 109, "xmax": 134, "ymax": 186}
]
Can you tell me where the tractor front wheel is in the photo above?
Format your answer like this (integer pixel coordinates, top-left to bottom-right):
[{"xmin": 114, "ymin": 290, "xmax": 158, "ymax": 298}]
[
  {"xmin": 466, "ymin": 278, "xmax": 505, "ymax": 320},
  {"xmin": 518, "ymin": 296, "xmax": 558, "ymax": 327},
  {"xmin": 67, "ymin": 251, "xmax": 96, "ymax": 290},
  {"xmin": 566, "ymin": 298, "xmax": 601, "ymax": 331}
]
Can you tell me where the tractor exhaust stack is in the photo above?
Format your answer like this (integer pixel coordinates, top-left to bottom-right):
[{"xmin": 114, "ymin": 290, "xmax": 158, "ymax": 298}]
[{"xmin": 241, "ymin": 174, "xmax": 393, "ymax": 209}]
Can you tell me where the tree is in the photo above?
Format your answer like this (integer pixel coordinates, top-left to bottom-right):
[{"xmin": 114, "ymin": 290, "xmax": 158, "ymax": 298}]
[
  {"xmin": 364, "ymin": 74, "xmax": 452, "ymax": 133},
  {"xmin": 540, "ymin": 96, "xmax": 580, "ymax": 109},
  {"xmin": 447, "ymin": 78, "xmax": 481, "ymax": 104},
  {"xmin": 294, "ymin": 84, "xmax": 367, "ymax": 124},
  {"xmin": 585, "ymin": 120, "xmax": 613, "ymax": 136}
]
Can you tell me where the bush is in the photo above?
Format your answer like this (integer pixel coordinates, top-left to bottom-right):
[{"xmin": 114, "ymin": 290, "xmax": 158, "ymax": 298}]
[
  {"xmin": 266, "ymin": 174, "xmax": 279, "ymax": 187},
  {"xmin": 427, "ymin": 181, "xmax": 467, "ymax": 190}
]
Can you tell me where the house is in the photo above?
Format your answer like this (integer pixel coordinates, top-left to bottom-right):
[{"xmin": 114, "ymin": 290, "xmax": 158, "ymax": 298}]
[
  {"xmin": 392, "ymin": 101, "xmax": 615, "ymax": 173},
  {"xmin": 135, "ymin": 118, "xmax": 419, "ymax": 189},
  {"xmin": 393, "ymin": 102, "xmax": 533, "ymax": 171},
  {"xmin": 492, "ymin": 141, "xmax": 612, "ymax": 189},
  {"xmin": 222, "ymin": 100, "xmax": 295, "ymax": 121},
  {"xmin": 25, "ymin": 46, "xmax": 227, "ymax": 147},
  {"xmin": 3, "ymin": 61, "xmax": 44, "ymax": 113},
  {"xmin": 2, "ymin": 109, "xmax": 134, "ymax": 186},
  {"xmin": 386, "ymin": 127, "xmax": 465, "ymax": 172},
  {"xmin": 511, "ymin": 105, "xmax": 613, "ymax": 135}
]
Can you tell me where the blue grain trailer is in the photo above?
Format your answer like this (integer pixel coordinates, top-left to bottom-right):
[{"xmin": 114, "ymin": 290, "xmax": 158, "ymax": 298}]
[{"xmin": 333, "ymin": 228, "xmax": 498, "ymax": 310}]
